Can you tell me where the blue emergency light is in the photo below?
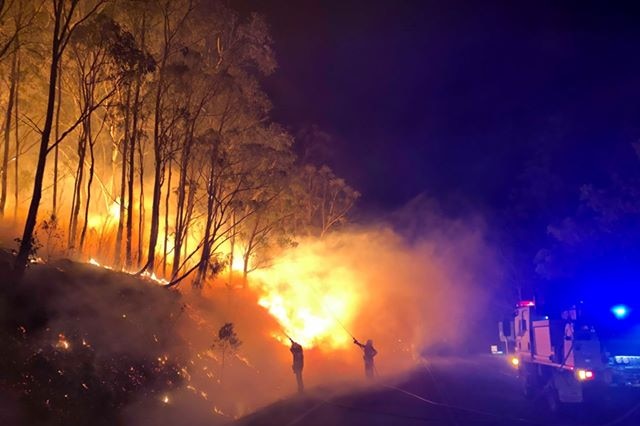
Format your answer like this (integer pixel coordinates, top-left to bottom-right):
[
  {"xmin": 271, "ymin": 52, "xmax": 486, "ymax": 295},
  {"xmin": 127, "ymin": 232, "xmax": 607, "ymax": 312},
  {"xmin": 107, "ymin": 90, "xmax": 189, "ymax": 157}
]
[{"xmin": 611, "ymin": 304, "xmax": 630, "ymax": 320}]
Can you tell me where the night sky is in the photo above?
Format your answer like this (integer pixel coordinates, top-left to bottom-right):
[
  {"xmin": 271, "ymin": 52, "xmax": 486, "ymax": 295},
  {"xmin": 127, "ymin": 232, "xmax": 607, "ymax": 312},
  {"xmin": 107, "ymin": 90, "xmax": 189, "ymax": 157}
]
[{"xmin": 238, "ymin": 0, "xmax": 640, "ymax": 215}]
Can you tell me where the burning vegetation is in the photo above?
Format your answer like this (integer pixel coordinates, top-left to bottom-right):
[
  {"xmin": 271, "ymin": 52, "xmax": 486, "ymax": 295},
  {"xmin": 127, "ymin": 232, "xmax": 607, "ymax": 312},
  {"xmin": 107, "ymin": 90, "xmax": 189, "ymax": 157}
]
[
  {"xmin": 0, "ymin": 1, "xmax": 504, "ymax": 425},
  {"xmin": 0, "ymin": 2, "xmax": 366, "ymax": 420},
  {"xmin": 0, "ymin": 0, "xmax": 359, "ymax": 286},
  {"xmin": 0, "ymin": 219, "xmax": 500, "ymax": 424}
]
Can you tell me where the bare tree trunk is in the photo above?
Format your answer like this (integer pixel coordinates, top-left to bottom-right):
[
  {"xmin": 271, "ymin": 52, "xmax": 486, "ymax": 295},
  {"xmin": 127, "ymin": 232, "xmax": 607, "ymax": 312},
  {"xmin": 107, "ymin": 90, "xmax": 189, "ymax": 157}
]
[
  {"xmin": 68, "ymin": 130, "xmax": 87, "ymax": 251},
  {"xmin": 195, "ymin": 196, "xmax": 214, "ymax": 288},
  {"xmin": 114, "ymin": 85, "xmax": 132, "ymax": 268},
  {"xmin": 126, "ymin": 76, "xmax": 141, "ymax": 269},
  {"xmin": 13, "ymin": 51, "xmax": 20, "ymax": 221},
  {"xmin": 162, "ymin": 156, "xmax": 172, "ymax": 276},
  {"xmin": 195, "ymin": 150, "xmax": 217, "ymax": 288},
  {"xmin": 145, "ymin": 155, "xmax": 163, "ymax": 273},
  {"xmin": 52, "ymin": 60, "xmax": 62, "ymax": 217},
  {"xmin": 137, "ymin": 140, "xmax": 145, "ymax": 267},
  {"xmin": 143, "ymin": 64, "xmax": 166, "ymax": 274},
  {"xmin": 126, "ymin": 11, "xmax": 146, "ymax": 270},
  {"xmin": 110, "ymin": 127, "xmax": 119, "ymax": 196},
  {"xmin": 1, "ymin": 38, "xmax": 18, "ymax": 217},
  {"xmin": 183, "ymin": 180, "xmax": 196, "ymax": 257},
  {"xmin": 228, "ymin": 210, "xmax": 236, "ymax": 284},
  {"xmin": 79, "ymin": 122, "xmax": 95, "ymax": 251},
  {"xmin": 172, "ymin": 176, "xmax": 196, "ymax": 278},
  {"xmin": 15, "ymin": 5, "xmax": 64, "ymax": 276},
  {"xmin": 172, "ymin": 178, "xmax": 186, "ymax": 278},
  {"xmin": 172, "ymin": 132, "xmax": 193, "ymax": 278},
  {"xmin": 243, "ymin": 214, "xmax": 260, "ymax": 283}
]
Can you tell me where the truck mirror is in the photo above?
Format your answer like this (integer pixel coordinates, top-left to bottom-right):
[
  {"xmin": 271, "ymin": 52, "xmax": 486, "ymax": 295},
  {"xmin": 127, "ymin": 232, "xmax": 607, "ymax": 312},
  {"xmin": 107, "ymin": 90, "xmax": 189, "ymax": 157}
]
[{"xmin": 501, "ymin": 320, "xmax": 512, "ymax": 337}]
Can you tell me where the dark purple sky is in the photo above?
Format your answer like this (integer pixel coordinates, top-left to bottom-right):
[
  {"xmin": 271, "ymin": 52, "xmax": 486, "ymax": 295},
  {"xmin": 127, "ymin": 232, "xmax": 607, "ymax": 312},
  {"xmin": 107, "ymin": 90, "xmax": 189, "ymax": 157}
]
[{"xmin": 238, "ymin": 0, "xmax": 640, "ymax": 214}]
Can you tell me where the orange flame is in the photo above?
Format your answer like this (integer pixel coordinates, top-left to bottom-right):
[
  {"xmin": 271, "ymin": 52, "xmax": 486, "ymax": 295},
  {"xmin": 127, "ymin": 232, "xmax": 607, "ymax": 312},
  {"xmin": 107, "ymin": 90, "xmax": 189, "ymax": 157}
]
[
  {"xmin": 88, "ymin": 236, "xmax": 362, "ymax": 351},
  {"xmin": 88, "ymin": 257, "xmax": 170, "ymax": 285},
  {"xmin": 250, "ymin": 248, "xmax": 361, "ymax": 350}
]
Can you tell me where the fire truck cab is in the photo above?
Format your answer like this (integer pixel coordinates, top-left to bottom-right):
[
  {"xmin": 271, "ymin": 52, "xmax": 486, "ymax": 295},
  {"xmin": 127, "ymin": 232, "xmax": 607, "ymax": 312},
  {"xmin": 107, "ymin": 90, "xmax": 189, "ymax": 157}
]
[{"xmin": 508, "ymin": 300, "xmax": 640, "ymax": 412}]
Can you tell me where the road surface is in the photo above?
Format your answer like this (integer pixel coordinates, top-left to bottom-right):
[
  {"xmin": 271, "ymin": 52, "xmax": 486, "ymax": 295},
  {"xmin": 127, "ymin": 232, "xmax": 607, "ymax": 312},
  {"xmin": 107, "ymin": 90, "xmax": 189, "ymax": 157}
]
[{"xmin": 234, "ymin": 355, "xmax": 640, "ymax": 426}]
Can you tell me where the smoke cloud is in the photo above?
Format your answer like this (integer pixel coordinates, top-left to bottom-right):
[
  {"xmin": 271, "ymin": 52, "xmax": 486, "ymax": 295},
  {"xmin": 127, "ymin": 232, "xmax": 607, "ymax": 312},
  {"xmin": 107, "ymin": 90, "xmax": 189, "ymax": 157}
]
[
  {"xmin": 0, "ymin": 200, "xmax": 504, "ymax": 425},
  {"xmin": 132, "ymin": 208, "xmax": 502, "ymax": 423}
]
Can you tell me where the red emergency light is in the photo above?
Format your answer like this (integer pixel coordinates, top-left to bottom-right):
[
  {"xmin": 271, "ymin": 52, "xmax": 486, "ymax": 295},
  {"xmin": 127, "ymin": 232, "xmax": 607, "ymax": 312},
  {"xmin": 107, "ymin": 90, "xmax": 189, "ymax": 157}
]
[
  {"xmin": 516, "ymin": 300, "xmax": 535, "ymax": 308},
  {"xmin": 576, "ymin": 369, "xmax": 594, "ymax": 381}
]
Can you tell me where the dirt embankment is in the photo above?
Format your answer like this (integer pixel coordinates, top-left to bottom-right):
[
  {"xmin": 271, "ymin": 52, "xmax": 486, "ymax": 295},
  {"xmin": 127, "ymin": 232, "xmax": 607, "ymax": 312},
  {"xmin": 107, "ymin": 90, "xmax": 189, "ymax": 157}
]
[{"xmin": 0, "ymin": 251, "xmax": 185, "ymax": 426}]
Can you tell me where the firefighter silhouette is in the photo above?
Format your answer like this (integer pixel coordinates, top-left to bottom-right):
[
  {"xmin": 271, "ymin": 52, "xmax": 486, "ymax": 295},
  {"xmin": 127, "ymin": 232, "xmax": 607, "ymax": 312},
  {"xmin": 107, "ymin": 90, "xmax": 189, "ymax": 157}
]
[
  {"xmin": 290, "ymin": 338, "xmax": 304, "ymax": 393},
  {"xmin": 353, "ymin": 338, "xmax": 378, "ymax": 378}
]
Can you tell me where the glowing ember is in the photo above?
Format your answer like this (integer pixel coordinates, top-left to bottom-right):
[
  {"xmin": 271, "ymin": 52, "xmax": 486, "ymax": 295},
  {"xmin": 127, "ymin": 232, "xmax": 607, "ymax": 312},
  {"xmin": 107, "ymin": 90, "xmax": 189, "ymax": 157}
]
[
  {"xmin": 161, "ymin": 394, "xmax": 170, "ymax": 404},
  {"xmin": 250, "ymin": 246, "xmax": 360, "ymax": 349},
  {"xmin": 56, "ymin": 334, "xmax": 71, "ymax": 351},
  {"xmin": 213, "ymin": 406, "xmax": 227, "ymax": 416}
]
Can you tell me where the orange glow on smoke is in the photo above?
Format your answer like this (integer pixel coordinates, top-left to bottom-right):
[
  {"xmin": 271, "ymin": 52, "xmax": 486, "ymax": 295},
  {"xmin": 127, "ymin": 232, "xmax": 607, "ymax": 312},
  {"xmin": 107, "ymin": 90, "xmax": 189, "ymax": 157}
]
[{"xmin": 250, "ymin": 249, "xmax": 360, "ymax": 350}]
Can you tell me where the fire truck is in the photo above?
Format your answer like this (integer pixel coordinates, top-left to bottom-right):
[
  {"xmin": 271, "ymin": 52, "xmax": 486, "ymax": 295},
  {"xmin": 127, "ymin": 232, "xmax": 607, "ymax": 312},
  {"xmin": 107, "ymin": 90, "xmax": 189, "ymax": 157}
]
[{"xmin": 501, "ymin": 300, "xmax": 640, "ymax": 411}]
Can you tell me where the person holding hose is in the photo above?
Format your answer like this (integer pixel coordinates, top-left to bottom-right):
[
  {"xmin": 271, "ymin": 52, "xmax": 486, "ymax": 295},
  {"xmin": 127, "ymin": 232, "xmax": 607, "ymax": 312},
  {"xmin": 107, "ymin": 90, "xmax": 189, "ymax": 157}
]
[
  {"xmin": 290, "ymin": 337, "xmax": 304, "ymax": 393},
  {"xmin": 353, "ymin": 338, "xmax": 377, "ymax": 379}
]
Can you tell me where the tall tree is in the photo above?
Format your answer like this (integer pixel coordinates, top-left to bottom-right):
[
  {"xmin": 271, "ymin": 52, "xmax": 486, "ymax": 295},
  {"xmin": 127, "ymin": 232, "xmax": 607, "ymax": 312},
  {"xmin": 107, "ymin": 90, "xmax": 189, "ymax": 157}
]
[
  {"xmin": 15, "ymin": 0, "xmax": 108, "ymax": 277},
  {"xmin": 7, "ymin": 0, "xmax": 359, "ymax": 289},
  {"xmin": 290, "ymin": 165, "xmax": 360, "ymax": 238},
  {"xmin": 0, "ymin": 0, "xmax": 42, "ymax": 63},
  {"xmin": 67, "ymin": 12, "xmax": 123, "ymax": 252},
  {"xmin": 140, "ymin": 0, "xmax": 193, "ymax": 274},
  {"xmin": 1, "ymin": 28, "xmax": 18, "ymax": 216},
  {"xmin": 125, "ymin": 10, "xmax": 153, "ymax": 269},
  {"xmin": 234, "ymin": 124, "xmax": 295, "ymax": 280},
  {"xmin": 109, "ymin": 11, "xmax": 154, "ymax": 268}
]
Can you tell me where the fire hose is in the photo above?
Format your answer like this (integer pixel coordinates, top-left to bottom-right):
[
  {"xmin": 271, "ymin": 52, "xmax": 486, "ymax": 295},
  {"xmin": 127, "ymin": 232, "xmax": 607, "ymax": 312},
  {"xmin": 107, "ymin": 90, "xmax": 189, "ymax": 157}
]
[
  {"xmin": 301, "ymin": 277, "xmax": 359, "ymax": 342},
  {"xmin": 283, "ymin": 382, "xmax": 563, "ymax": 426},
  {"xmin": 384, "ymin": 383, "xmax": 559, "ymax": 426}
]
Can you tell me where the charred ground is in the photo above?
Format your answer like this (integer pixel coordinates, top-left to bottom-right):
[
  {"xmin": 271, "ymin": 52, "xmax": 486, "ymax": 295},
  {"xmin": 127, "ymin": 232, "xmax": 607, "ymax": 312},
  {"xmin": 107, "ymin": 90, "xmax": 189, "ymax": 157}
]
[{"xmin": 0, "ymin": 250, "xmax": 187, "ymax": 425}]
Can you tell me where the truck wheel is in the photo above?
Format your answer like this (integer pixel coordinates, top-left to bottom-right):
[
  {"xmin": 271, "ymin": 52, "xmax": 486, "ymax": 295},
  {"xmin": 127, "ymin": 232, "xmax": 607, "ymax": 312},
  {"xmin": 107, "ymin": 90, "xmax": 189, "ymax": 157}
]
[
  {"xmin": 519, "ymin": 367, "xmax": 537, "ymax": 399},
  {"xmin": 545, "ymin": 386, "xmax": 563, "ymax": 415},
  {"xmin": 546, "ymin": 388, "xmax": 558, "ymax": 412}
]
